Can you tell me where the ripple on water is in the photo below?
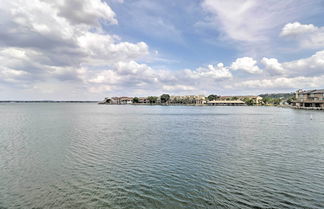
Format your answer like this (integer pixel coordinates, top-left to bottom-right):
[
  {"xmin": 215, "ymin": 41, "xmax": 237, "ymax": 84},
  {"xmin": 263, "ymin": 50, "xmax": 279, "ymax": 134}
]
[{"xmin": 0, "ymin": 104, "xmax": 323, "ymax": 208}]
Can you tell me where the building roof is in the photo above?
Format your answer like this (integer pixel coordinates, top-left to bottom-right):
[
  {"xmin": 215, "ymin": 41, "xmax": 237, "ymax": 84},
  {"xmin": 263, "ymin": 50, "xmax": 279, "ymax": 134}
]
[
  {"xmin": 300, "ymin": 89, "xmax": 324, "ymax": 94},
  {"xmin": 111, "ymin": 97, "xmax": 133, "ymax": 100},
  {"xmin": 220, "ymin": 95, "xmax": 261, "ymax": 99},
  {"xmin": 120, "ymin": 97, "xmax": 133, "ymax": 100},
  {"xmin": 207, "ymin": 100, "xmax": 245, "ymax": 104}
]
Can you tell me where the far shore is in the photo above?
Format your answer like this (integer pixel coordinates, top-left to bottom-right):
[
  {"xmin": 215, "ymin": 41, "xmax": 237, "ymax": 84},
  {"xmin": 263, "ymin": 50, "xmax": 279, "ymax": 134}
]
[{"xmin": 0, "ymin": 101, "xmax": 98, "ymax": 103}]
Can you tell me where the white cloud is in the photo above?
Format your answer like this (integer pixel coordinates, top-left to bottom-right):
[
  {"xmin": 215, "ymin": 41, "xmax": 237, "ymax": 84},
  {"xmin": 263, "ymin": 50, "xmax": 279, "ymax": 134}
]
[
  {"xmin": 0, "ymin": 0, "xmax": 323, "ymax": 99},
  {"xmin": 231, "ymin": 57, "xmax": 261, "ymax": 74},
  {"xmin": 261, "ymin": 57, "xmax": 285, "ymax": 75},
  {"xmin": 80, "ymin": 61, "xmax": 233, "ymax": 94},
  {"xmin": 0, "ymin": 0, "xmax": 149, "ymax": 86},
  {"xmin": 77, "ymin": 32, "xmax": 148, "ymax": 65},
  {"xmin": 44, "ymin": 0, "xmax": 117, "ymax": 25},
  {"xmin": 200, "ymin": 0, "xmax": 322, "ymax": 57},
  {"xmin": 280, "ymin": 22, "xmax": 324, "ymax": 49},
  {"xmin": 230, "ymin": 50, "xmax": 324, "ymax": 91},
  {"xmin": 260, "ymin": 50, "xmax": 324, "ymax": 77},
  {"xmin": 234, "ymin": 76, "xmax": 324, "ymax": 90},
  {"xmin": 201, "ymin": 0, "xmax": 314, "ymax": 42},
  {"xmin": 185, "ymin": 63, "xmax": 232, "ymax": 80},
  {"xmin": 280, "ymin": 22, "xmax": 317, "ymax": 36},
  {"xmin": 283, "ymin": 50, "xmax": 324, "ymax": 76},
  {"xmin": 0, "ymin": 66, "xmax": 28, "ymax": 83}
]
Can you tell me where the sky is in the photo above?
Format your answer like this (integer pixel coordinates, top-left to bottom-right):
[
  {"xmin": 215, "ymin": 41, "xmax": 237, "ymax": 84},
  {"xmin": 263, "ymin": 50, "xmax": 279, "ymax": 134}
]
[{"xmin": 0, "ymin": 0, "xmax": 324, "ymax": 100}]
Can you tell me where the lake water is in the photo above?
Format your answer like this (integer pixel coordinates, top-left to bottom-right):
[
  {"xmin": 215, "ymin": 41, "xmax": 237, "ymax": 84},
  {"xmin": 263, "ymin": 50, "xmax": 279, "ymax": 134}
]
[{"xmin": 0, "ymin": 104, "xmax": 323, "ymax": 208}]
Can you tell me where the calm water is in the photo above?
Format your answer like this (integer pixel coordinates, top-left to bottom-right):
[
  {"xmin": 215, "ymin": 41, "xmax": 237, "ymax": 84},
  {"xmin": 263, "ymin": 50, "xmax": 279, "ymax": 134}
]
[{"xmin": 0, "ymin": 104, "xmax": 323, "ymax": 209}]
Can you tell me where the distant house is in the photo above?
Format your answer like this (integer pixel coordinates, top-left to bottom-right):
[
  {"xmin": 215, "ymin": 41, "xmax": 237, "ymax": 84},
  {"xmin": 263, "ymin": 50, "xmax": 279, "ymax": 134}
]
[
  {"xmin": 195, "ymin": 95, "xmax": 207, "ymax": 104},
  {"xmin": 138, "ymin": 97, "xmax": 150, "ymax": 104},
  {"xmin": 207, "ymin": 100, "xmax": 246, "ymax": 106},
  {"xmin": 169, "ymin": 95, "xmax": 206, "ymax": 104},
  {"xmin": 110, "ymin": 97, "xmax": 119, "ymax": 104},
  {"xmin": 219, "ymin": 96, "xmax": 263, "ymax": 104},
  {"xmin": 107, "ymin": 97, "xmax": 133, "ymax": 104},
  {"xmin": 292, "ymin": 89, "xmax": 324, "ymax": 109},
  {"xmin": 119, "ymin": 97, "xmax": 133, "ymax": 104}
]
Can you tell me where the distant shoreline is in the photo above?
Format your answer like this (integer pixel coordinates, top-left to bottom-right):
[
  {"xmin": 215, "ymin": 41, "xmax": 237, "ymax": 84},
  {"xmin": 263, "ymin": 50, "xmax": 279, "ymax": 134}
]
[{"xmin": 0, "ymin": 101, "xmax": 98, "ymax": 103}]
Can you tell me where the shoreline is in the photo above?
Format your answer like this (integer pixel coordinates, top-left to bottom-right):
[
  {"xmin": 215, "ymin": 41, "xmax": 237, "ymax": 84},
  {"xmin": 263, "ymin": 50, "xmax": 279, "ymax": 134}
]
[
  {"xmin": 1, "ymin": 102, "xmax": 323, "ymax": 110},
  {"xmin": 0, "ymin": 101, "xmax": 98, "ymax": 103}
]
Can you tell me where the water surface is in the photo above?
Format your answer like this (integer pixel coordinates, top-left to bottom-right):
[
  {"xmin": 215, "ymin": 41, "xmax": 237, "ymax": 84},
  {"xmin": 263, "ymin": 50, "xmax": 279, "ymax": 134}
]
[{"xmin": 0, "ymin": 104, "xmax": 323, "ymax": 208}]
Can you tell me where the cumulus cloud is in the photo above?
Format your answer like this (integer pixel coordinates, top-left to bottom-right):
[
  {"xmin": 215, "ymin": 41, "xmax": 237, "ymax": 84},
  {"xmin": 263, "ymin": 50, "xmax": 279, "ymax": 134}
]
[
  {"xmin": 261, "ymin": 58, "xmax": 285, "ymax": 75},
  {"xmin": 260, "ymin": 50, "xmax": 324, "ymax": 77},
  {"xmin": 280, "ymin": 22, "xmax": 324, "ymax": 49},
  {"xmin": 80, "ymin": 61, "xmax": 233, "ymax": 94},
  {"xmin": 0, "ymin": 0, "xmax": 149, "ymax": 94},
  {"xmin": 231, "ymin": 57, "xmax": 261, "ymax": 74},
  {"xmin": 233, "ymin": 76, "xmax": 324, "ymax": 90},
  {"xmin": 77, "ymin": 32, "xmax": 148, "ymax": 65},
  {"xmin": 230, "ymin": 50, "xmax": 324, "ymax": 91},
  {"xmin": 185, "ymin": 63, "xmax": 232, "ymax": 80},
  {"xmin": 0, "ymin": 0, "xmax": 146, "ymax": 71},
  {"xmin": 0, "ymin": 0, "xmax": 324, "ymax": 99},
  {"xmin": 43, "ymin": 0, "xmax": 117, "ymax": 25},
  {"xmin": 280, "ymin": 22, "xmax": 317, "ymax": 36},
  {"xmin": 261, "ymin": 51, "xmax": 324, "ymax": 77},
  {"xmin": 283, "ymin": 50, "xmax": 324, "ymax": 76}
]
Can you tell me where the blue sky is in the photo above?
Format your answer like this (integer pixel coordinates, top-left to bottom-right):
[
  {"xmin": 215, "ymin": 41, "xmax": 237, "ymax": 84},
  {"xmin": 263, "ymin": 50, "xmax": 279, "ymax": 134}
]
[{"xmin": 0, "ymin": 0, "xmax": 324, "ymax": 100}]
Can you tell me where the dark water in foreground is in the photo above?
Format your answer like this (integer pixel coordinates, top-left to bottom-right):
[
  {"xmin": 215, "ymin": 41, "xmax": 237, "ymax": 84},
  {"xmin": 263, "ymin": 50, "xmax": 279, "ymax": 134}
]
[{"xmin": 0, "ymin": 104, "xmax": 323, "ymax": 209}]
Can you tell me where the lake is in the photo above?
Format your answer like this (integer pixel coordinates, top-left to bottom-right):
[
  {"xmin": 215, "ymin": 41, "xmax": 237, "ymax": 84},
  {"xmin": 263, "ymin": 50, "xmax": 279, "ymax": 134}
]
[{"xmin": 0, "ymin": 104, "xmax": 323, "ymax": 208}]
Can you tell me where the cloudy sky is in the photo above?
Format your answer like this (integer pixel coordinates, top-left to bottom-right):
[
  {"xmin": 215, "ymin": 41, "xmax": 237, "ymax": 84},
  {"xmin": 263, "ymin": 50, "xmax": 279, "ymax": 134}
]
[{"xmin": 1, "ymin": 0, "xmax": 324, "ymax": 100}]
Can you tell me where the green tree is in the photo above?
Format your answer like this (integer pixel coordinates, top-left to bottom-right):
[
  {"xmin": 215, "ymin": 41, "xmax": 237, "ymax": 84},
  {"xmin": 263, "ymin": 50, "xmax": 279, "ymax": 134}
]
[
  {"xmin": 207, "ymin": 94, "xmax": 218, "ymax": 101},
  {"xmin": 160, "ymin": 94, "xmax": 170, "ymax": 103},
  {"xmin": 262, "ymin": 97, "xmax": 271, "ymax": 105},
  {"xmin": 148, "ymin": 96, "xmax": 158, "ymax": 104},
  {"xmin": 132, "ymin": 97, "xmax": 139, "ymax": 103},
  {"xmin": 273, "ymin": 98, "xmax": 281, "ymax": 105},
  {"xmin": 287, "ymin": 97, "xmax": 294, "ymax": 105},
  {"xmin": 243, "ymin": 98, "xmax": 255, "ymax": 106}
]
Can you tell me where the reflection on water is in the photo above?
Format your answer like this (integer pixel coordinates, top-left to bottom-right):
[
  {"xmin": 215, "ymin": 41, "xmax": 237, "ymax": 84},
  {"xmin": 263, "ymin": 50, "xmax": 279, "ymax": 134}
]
[{"xmin": 0, "ymin": 104, "xmax": 323, "ymax": 208}]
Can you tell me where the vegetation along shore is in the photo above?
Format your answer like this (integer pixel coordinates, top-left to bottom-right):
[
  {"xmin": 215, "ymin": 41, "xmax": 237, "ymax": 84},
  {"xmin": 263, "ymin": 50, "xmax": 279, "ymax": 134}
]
[{"xmin": 99, "ymin": 89, "xmax": 324, "ymax": 110}]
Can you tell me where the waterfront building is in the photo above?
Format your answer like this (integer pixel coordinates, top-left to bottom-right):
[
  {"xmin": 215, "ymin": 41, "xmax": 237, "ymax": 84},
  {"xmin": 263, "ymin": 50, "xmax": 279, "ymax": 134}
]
[
  {"xmin": 106, "ymin": 97, "xmax": 133, "ymax": 104},
  {"xmin": 169, "ymin": 95, "xmax": 206, "ymax": 104},
  {"xmin": 207, "ymin": 100, "xmax": 246, "ymax": 106},
  {"xmin": 219, "ymin": 96, "xmax": 263, "ymax": 104},
  {"xmin": 138, "ymin": 97, "xmax": 150, "ymax": 104},
  {"xmin": 292, "ymin": 89, "xmax": 324, "ymax": 109},
  {"xmin": 195, "ymin": 95, "xmax": 207, "ymax": 104}
]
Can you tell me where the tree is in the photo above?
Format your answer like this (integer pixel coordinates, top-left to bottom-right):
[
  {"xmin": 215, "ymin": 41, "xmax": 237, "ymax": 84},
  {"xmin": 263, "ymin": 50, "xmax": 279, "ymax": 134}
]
[
  {"xmin": 160, "ymin": 94, "xmax": 170, "ymax": 103},
  {"xmin": 273, "ymin": 98, "xmax": 281, "ymax": 105},
  {"xmin": 261, "ymin": 97, "xmax": 282, "ymax": 106},
  {"xmin": 262, "ymin": 97, "xmax": 271, "ymax": 105},
  {"xmin": 132, "ymin": 97, "xmax": 139, "ymax": 103},
  {"xmin": 287, "ymin": 97, "xmax": 294, "ymax": 105},
  {"xmin": 148, "ymin": 96, "xmax": 158, "ymax": 104},
  {"xmin": 243, "ymin": 98, "xmax": 255, "ymax": 106},
  {"xmin": 207, "ymin": 94, "xmax": 218, "ymax": 101}
]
